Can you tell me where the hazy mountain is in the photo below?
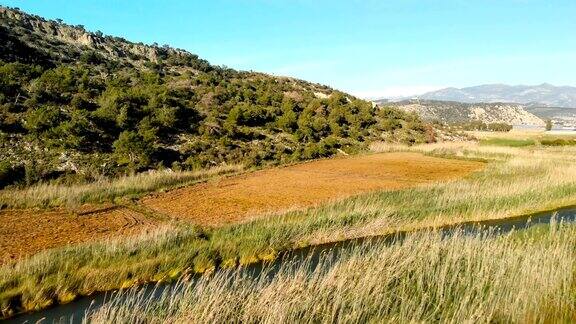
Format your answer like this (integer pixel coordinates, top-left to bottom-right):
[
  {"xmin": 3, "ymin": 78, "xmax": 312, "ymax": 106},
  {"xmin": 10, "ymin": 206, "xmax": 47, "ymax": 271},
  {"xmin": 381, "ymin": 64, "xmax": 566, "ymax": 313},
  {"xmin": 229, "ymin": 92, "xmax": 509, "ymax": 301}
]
[
  {"xmin": 376, "ymin": 99, "xmax": 544, "ymax": 126},
  {"xmin": 415, "ymin": 84, "xmax": 576, "ymax": 108}
]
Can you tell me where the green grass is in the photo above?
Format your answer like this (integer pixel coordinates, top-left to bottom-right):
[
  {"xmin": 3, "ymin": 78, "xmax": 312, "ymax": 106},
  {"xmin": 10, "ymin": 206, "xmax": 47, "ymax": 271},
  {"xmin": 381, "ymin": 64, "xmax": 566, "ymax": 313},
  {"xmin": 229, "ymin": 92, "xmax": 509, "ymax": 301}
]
[
  {"xmin": 540, "ymin": 138, "xmax": 576, "ymax": 146},
  {"xmin": 480, "ymin": 138, "xmax": 535, "ymax": 147},
  {"xmin": 1, "ymin": 142, "xmax": 576, "ymax": 318},
  {"xmin": 478, "ymin": 135, "xmax": 576, "ymax": 148},
  {"xmin": 88, "ymin": 225, "xmax": 576, "ymax": 323}
]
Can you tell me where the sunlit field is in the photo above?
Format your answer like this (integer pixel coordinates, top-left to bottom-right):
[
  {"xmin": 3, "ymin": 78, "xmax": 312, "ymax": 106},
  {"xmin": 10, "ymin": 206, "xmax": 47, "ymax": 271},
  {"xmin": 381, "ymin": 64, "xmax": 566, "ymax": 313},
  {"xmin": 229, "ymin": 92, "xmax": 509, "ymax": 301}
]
[
  {"xmin": 2, "ymin": 1, "xmax": 576, "ymax": 322},
  {"xmin": 88, "ymin": 225, "xmax": 576, "ymax": 323},
  {"xmin": 2, "ymin": 135, "xmax": 576, "ymax": 318},
  {"xmin": 0, "ymin": 165, "xmax": 243, "ymax": 209}
]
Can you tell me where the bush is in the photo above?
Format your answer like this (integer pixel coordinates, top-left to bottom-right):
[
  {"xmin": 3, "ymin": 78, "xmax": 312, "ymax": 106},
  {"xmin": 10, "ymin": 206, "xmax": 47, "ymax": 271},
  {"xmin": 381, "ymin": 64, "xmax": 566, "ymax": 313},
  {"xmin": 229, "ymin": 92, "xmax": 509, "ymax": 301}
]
[
  {"xmin": 79, "ymin": 51, "xmax": 104, "ymax": 65},
  {"xmin": 455, "ymin": 121, "xmax": 513, "ymax": 132},
  {"xmin": 24, "ymin": 105, "xmax": 63, "ymax": 134},
  {"xmin": 487, "ymin": 123, "xmax": 512, "ymax": 132},
  {"xmin": 113, "ymin": 131, "xmax": 155, "ymax": 171},
  {"xmin": 0, "ymin": 160, "xmax": 24, "ymax": 188},
  {"xmin": 0, "ymin": 55, "xmax": 432, "ymax": 183},
  {"xmin": 540, "ymin": 138, "xmax": 576, "ymax": 146}
]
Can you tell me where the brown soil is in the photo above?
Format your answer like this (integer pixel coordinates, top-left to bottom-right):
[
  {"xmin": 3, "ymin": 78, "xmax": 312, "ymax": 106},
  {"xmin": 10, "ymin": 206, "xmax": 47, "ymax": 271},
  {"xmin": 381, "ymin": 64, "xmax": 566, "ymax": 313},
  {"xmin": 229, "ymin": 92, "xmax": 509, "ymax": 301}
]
[
  {"xmin": 0, "ymin": 152, "xmax": 483, "ymax": 263},
  {"xmin": 0, "ymin": 206, "xmax": 155, "ymax": 264},
  {"xmin": 142, "ymin": 152, "xmax": 484, "ymax": 226}
]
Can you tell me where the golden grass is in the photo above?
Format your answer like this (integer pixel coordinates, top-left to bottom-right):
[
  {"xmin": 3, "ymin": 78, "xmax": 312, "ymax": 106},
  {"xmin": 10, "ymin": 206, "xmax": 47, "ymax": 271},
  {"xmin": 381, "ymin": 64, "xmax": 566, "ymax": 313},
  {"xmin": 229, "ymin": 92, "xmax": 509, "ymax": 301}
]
[
  {"xmin": 87, "ymin": 225, "xmax": 576, "ymax": 323},
  {"xmin": 295, "ymin": 140, "xmax": 576, "ymax": 243},
  {"xmin": 2, "ymin": 139, "xmax": 576, "ymax": 319},
  {"xmin": 0, "ymin": 164, "xmax": 243, "ymax": 209}
]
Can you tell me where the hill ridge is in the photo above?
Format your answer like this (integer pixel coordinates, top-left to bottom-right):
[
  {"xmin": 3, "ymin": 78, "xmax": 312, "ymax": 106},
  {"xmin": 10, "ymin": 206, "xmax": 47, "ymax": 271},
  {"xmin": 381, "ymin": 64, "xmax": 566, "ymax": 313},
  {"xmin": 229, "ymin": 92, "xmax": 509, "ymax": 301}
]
[
  {"xmin": 0, "ymin": 6, "xmax": 430, "ymax": 187},
  {"xmin": 413, "ymin": 83, "xmax": 576, "ymax": 108},
  {"xmin": 376, "ymin": 99, "xmax": 544, "ymax": 126}
]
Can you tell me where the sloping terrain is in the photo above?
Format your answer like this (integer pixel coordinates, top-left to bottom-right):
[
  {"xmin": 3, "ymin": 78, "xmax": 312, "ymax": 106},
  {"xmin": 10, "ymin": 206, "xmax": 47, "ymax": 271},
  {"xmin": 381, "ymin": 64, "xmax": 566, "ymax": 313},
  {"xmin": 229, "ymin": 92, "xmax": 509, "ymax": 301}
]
[
  {"xmin": 380, "ymin": 99, "xmax": 544, "ymax": 126},
  {"xmin": 525, "ymin": 105, "xmax": 576, "ymax": 128},
  {"xmin": 0, "ymin": 6, "xmax": 430, "ymax": 189}
]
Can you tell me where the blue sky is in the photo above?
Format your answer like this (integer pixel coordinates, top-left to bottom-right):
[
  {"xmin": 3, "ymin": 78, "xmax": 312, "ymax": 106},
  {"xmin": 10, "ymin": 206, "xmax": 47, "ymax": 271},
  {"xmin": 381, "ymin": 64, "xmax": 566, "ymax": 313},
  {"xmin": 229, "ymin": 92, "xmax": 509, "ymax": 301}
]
[{"xmin": 2, "ymin": 0, "xmax": 575, "ymax": 98}]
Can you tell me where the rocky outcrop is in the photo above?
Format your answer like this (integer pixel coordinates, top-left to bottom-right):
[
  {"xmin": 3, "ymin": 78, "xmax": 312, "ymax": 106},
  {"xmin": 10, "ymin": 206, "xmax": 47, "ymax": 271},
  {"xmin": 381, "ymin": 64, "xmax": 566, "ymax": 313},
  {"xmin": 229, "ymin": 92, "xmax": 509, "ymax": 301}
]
[
  {"xmin": 0, "ymin": 6, "xmax": 191, "ymax": 66},
  {"xmin": 381, "ymin": 99, "xmax": 545, "ymax": 126}
]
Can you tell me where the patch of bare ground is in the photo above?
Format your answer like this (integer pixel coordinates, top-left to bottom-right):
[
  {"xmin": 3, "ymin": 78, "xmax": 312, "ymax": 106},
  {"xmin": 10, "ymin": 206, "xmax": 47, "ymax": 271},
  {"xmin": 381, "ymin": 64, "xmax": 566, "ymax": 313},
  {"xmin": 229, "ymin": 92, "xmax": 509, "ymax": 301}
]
[
  {"xmin": 142, "ymin": 152, "xmax": 484, "ymax": 226},
  {"xmin": 0, "ymin": 153, "xmax": 483, "ymax": 263},
  {"xmin": 0, "ymin": 207, "xmax": 155, "ymax": 264}
]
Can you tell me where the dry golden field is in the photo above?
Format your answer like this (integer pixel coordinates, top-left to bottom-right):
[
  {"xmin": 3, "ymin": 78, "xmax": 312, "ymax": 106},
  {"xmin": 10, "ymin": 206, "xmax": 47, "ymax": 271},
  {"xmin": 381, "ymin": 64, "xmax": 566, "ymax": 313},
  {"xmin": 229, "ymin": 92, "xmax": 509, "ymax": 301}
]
[
  {"xmin": 142, "ymin": 152, "xmax": 483, "ymax": 226},
  {"xmin": 0, "ymin": 152, "xmax": 482, "ymax": 263},
  {"xmin": 0, "ymin": 206, "xmax": 157, "ymax": 263},
  {"xmin": 2, "ymin": 138, "xmax": 575, "ymax": 319}
]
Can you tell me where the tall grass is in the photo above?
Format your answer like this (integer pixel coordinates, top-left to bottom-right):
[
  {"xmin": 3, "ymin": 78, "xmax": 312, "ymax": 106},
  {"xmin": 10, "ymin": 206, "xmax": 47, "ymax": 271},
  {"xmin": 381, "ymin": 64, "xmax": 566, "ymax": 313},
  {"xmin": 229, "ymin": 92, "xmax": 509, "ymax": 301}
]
[
  {"xmin": 87, "ymin": 225, "xmax": 576, "ymax": 323},
  {"xmin": 0, "ymin": 165, "xmax": 243, "ymax": 209},
  {"xmin": 2, "ymin": 142, "xmax": 576, "ymax": 318}
]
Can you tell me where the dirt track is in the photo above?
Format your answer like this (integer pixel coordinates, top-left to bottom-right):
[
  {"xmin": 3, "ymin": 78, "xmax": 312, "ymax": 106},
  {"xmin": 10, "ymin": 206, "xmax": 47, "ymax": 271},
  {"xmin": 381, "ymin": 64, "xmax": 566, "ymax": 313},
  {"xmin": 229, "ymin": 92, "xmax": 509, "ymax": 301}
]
[
  {"xmin": 0, "ymin": 207, "xmax": 155, "ymax": 263},
  {"xmin": 143, "ymin": 152, "xmax": 484, "ymax": 226},
  {"xmin": 0, "ymin": 152, "xmax": 483, "ymax": 263}
]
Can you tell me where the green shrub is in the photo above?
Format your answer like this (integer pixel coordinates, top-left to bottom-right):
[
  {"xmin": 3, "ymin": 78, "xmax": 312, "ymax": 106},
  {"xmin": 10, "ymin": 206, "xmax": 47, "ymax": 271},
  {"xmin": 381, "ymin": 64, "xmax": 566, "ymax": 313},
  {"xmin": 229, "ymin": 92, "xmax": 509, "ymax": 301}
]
[
  {"xmin": 0, "ymin": 55, "xmax": 431, "ymax": 185},
  {"xmin": 0, "ymin": 161, "xmax": 24, "ymax": 189},
  {"xmin": 487, "ymin": 123, "xmax": 512, "ymax": 132},
  {"xmin": 113, "ymin": 131, "xmax": 155, "ymax": 171},
  {"xmin": 540, "ymin": 138, "xmax": 576, "ymax": 146}
]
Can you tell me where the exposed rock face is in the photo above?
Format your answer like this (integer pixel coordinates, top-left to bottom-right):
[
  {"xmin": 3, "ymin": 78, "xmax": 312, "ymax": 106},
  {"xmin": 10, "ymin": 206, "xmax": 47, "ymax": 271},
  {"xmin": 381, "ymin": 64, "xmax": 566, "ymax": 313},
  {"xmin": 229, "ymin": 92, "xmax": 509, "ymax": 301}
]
[
  {"xmin": 380, "ymin": 99, "xmax": 545, "ymax": 126},
  {"xmin": 0, "ymin": 6, "xmax": 191, "ymax": 66}
]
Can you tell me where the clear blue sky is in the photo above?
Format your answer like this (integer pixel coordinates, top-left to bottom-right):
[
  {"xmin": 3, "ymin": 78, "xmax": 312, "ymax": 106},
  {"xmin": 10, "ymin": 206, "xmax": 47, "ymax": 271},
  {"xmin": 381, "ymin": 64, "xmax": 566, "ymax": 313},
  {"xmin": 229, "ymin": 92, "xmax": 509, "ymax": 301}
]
[{"xmin": 2, "ymin": 0, "xmax": 575, "ymax": 98}]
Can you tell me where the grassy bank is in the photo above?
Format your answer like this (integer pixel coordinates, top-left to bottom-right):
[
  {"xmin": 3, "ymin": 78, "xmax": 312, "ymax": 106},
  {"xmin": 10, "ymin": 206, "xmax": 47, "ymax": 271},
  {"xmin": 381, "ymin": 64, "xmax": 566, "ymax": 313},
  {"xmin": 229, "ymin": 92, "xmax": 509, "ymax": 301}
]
[
  {"xmin": 88, "ymin": 225, "xmax": 576, "ymax": 323},
  {"xmin": 0, "ymin": 165, "xmax": 243, "ymax": 209},
  {"xmin": 479, "ymin": 137, "xmax": 535, "ymax": 147},
  {"xmin": 2, "ymin": 141, "xmax": 576, "ymax": 318},
  {"xmin": 472, "ymin": 130, "xmax": 576, "ymax": 148}
]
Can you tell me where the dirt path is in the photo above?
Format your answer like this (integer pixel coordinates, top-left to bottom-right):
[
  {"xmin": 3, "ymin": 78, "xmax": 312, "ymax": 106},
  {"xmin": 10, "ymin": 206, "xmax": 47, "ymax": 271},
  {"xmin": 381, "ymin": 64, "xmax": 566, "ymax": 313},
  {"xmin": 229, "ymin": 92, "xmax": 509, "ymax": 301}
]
[
  {"xmin": 0, "ymin": 206, "xmax": 156, "ymax": 264},
  {"xmin": 142, "ymin": 152, "xmax": 484, "ymax": 226}
]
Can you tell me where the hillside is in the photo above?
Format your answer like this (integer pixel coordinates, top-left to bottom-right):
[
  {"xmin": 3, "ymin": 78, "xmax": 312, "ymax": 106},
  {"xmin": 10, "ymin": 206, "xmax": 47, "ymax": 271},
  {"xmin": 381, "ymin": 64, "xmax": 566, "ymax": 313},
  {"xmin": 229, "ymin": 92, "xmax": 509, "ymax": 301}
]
[
  {"xmin": 378, "ymin": 99, "xmax": 545, "ymax": 126},
  {"xmin": 415, "ymin": 84, "xmax": 576, "ymax": 108},
  {"xmin": 0, "ymin": 6, "xmax": 429, "ymax": 187},
  {"xmin": 524, "ymin": 105, "xmax": 576, "ymax": 128}
]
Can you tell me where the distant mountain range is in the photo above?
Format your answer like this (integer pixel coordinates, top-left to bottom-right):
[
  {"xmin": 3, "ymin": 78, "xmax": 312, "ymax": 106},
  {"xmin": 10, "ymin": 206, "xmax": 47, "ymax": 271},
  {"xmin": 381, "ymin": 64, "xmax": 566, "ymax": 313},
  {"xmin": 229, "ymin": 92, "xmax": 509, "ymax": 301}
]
[
  {"xmin": 377, "ymin": 100, "xmax": 544, "ymax": 126},
  {"xmin": 411, "ymin": 84, "xmax": 576, "ymax": 108}
]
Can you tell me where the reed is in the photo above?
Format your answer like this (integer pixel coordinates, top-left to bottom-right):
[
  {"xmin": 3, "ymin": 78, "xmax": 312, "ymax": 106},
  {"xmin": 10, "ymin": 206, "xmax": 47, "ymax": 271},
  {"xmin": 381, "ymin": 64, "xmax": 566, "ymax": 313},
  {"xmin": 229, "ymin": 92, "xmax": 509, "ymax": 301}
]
[
  {"xmin": 2, "ymin": 142, "xmax": 576, "ymax": 318},
  {"xmin": 87, "ymin": 225, "xmax": 576, "ymax": 323},
  {"xmin": 0, "ymin": 164, "xmax": 243, "ymax": 209}
]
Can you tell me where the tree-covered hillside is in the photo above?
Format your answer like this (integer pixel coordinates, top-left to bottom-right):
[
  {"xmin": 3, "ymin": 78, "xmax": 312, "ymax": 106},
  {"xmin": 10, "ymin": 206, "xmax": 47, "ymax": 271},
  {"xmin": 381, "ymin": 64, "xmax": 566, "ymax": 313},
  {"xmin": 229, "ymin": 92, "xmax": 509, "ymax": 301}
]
[{"xmin": 0, "ymin": 6, "xmax": 430, "ymax": 187}]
